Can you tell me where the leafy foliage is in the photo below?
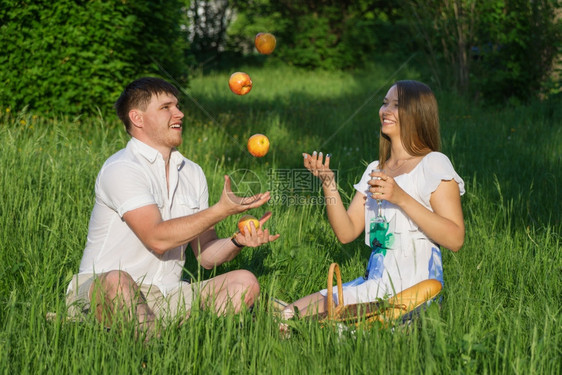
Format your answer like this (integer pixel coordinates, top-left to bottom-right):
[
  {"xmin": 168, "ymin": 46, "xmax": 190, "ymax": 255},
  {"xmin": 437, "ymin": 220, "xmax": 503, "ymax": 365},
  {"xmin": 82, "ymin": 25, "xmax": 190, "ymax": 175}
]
[
  {"xmin": 471, "ymin": 0, "xmax": 562, "ymax": 103},
  {"xmin": 228, "ymin": 0, "xmax": 392, "ymax": 70},
  {"xmin": 0, "ymin": 0, "xmax": 190, "ymax": 117},
  {"xmin": 224, "ymin": 0, "xmax": 561, "ymax": 102},
  {"xmin": 401, "ymin": 0, "xmax": 562, "ymax": 103}
]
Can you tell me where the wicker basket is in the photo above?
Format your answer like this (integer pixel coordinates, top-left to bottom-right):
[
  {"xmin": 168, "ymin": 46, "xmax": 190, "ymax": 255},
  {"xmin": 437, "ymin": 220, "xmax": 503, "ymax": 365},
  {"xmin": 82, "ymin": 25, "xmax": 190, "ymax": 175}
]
[{"xmin": 316, "ymin": 263, "xmax": 442, "ymax": 327}]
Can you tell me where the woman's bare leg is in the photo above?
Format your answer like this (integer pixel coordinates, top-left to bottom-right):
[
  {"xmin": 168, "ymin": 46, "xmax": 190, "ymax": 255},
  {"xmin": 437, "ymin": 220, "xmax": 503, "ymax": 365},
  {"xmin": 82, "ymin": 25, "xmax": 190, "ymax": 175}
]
[{"xmin": 281, "ymin": 292, "xmax": 327, "ymax": 320}]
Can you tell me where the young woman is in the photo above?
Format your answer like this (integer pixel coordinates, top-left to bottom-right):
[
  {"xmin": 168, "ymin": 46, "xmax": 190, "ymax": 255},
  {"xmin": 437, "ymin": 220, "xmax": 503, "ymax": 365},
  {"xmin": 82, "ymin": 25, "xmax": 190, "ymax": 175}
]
[{"xmin": 281, "ymin": 80, "xmax": 465, "ymax": 319}]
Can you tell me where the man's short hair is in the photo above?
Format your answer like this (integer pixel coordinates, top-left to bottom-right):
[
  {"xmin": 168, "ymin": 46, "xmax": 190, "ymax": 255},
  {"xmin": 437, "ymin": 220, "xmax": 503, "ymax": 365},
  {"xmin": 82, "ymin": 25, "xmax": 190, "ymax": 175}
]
[{"xmin": 114, "ymin": 77, "xmax": 180, "ymax": 133}]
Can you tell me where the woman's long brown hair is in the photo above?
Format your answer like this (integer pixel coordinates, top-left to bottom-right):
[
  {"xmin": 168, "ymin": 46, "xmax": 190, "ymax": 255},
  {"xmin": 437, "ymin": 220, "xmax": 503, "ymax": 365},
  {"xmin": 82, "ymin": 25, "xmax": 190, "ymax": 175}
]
[{"xmin": 378, "ymin": 80, "xmax": 441, "ymax": 169}]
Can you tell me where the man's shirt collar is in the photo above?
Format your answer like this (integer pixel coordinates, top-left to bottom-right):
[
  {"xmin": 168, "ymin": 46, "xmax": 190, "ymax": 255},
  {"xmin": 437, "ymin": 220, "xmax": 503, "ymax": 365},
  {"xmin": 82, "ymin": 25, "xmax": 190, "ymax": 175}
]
[{"xmin": 130, "ymin": 137, "xmax": 184, "ymax": 169}]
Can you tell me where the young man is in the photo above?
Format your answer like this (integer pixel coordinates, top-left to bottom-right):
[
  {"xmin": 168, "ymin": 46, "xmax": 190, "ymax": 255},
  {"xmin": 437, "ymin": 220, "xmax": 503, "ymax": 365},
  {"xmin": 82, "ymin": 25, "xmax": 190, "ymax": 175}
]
[{"xmin": 66, "ymin": 77, "xmax": 279, "ymax": 334}]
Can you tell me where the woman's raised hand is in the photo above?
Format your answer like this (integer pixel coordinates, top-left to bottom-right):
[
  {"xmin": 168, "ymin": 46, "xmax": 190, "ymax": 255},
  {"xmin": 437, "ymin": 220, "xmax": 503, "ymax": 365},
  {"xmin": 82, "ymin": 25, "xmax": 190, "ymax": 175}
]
[{"xmin": 302, "ymin": 151, "xmax": 335, "ymax": 186}]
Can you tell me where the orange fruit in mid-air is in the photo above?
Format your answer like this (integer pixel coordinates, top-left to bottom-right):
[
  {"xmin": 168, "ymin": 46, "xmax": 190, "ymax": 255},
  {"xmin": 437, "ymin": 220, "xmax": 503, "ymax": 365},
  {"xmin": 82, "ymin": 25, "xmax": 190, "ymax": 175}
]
[
  {"xmin": 238, "ymin": 215, "xmax": 260, "ymax": 235},
  {"xmin": 255, "ymin": 32, "xmax": 277, "ymax": 55},
  {"xmin": 228, "ymin": 72, "xmax": 253, "ymax": 95},
  {"xmin": 247, "ymin": 134, "xmax": 270, "ymax": 157}
]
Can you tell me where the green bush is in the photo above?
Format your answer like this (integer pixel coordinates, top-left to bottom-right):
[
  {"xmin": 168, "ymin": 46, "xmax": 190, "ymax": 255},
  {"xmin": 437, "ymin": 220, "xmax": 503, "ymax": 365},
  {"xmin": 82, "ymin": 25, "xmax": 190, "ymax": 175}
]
[
  {"xmin": 471, "ymin": 0, "xmax": 562, "ymax": 103},
  {"xmin": 0, "ymin": 0, "xmax": 190, "ymax": 117}
]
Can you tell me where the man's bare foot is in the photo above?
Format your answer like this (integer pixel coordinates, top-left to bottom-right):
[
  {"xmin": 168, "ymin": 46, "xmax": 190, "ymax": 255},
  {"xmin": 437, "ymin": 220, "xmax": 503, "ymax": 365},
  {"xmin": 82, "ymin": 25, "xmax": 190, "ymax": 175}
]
[
  {"xmin": 278, "ymin": 322, "xmax": 291, "ymax": 339},
  {"xmin": 136, "ymin": 320, "xmax": 160, "ymax": 343}
]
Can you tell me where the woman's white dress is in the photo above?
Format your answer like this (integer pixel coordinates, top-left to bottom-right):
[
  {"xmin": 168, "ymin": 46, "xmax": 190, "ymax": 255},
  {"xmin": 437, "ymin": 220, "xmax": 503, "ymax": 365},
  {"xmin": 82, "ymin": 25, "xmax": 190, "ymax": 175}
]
[{"xmin": 322, "ymin": 152, "xmax": 465, "ymax": 304}]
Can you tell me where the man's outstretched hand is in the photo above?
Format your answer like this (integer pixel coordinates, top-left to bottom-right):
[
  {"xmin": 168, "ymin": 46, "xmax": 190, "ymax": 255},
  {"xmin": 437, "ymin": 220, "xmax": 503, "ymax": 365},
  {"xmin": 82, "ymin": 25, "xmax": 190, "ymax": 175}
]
[{"xmin": 219, "ymin": 175, "xmax": 271, "ymax": 215}]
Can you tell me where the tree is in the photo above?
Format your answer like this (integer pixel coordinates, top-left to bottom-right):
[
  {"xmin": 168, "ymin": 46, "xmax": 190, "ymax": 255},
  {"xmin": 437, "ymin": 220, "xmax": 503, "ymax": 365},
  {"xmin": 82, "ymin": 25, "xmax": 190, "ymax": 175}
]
[
  {"xmin": 402, "ymin": 0, "xmax": 562, "ymax": 102},
  {"xmin": 402, "ymin": 0, "xmax": 476, "ymax": 92},
  {"xmin": 188, "ymin": 0, "xmax": 235, "ymax": 67}
]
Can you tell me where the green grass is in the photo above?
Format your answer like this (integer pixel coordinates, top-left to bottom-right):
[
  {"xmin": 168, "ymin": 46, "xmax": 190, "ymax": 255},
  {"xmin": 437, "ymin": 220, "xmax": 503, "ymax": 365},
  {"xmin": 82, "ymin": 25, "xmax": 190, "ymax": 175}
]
[{"xmin": 0, "ymin": 64, "xmax": 560, "ymax": 374}]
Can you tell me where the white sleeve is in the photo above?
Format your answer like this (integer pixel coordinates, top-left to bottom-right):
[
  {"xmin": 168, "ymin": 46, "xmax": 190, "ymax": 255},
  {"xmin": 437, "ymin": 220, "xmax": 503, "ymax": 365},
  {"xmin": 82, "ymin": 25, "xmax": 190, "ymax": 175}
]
[
  {"xmin": 418, "ymin": 152, "xmax": 465, "ymax": 207},
  {"xmin": 353, "ymin": 160, "xmax": 380, "ymax": 195},
  {"xmin": 96, "ymin": 161, "xmax": 157, "ymax": 217}
]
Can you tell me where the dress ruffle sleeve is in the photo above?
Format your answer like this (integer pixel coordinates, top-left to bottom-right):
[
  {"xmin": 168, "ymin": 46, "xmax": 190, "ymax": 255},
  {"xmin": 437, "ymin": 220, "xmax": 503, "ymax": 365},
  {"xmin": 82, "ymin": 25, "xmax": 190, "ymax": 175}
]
[
  {"xmin": 417, "ymin": 152, "xmax": 465, "ymax": 208},
  {"xmin": 353, "ymin": 161, "xmax": 380, "ymax": 196}
]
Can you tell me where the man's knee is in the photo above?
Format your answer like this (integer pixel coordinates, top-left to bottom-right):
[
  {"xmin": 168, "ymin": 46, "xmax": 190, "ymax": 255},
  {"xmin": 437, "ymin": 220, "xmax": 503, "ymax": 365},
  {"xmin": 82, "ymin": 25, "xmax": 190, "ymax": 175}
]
[
  {"xmin": 233, "ymin": 270, "xmax": 260, "ymax": 303},
  {"xmin": 91, "ymin": 270, "xmax": 137, "ymax": 300},
  {"xmin": 90, "ymin": 270, "xmax": 143, "ymax": 322}
]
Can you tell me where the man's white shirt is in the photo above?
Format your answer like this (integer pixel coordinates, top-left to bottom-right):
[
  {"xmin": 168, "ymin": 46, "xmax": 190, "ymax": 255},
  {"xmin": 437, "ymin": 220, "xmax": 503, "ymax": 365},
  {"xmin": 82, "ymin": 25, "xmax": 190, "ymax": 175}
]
[{"xmin": 76, "ymin": 137, "xmax": 209, "ymax": 295}]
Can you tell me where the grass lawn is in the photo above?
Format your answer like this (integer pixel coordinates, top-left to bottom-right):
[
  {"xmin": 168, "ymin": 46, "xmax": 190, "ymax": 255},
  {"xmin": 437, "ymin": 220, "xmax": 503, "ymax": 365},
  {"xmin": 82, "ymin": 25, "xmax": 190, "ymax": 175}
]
[{"xmin": 0, "ymin": 63, "xmax": 560, "ymax": 374}]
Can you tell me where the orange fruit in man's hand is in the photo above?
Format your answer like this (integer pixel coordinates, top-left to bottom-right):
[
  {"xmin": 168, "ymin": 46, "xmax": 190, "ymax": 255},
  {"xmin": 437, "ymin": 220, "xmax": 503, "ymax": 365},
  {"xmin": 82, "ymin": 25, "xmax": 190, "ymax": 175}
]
[
  {"xmin": 228, "ymin": 72, "xmax": 253, "ymax": 95},
  {"xmin": 247, "ymin": 134, "xmax": 270, "ymax": 157},
  {"xmin": 255, "ymin": 32, "xmax": 276, "ymax": 55},
  {"xmin": 238, "ymin": 215, "xmax": 260, "ymax": 235}
]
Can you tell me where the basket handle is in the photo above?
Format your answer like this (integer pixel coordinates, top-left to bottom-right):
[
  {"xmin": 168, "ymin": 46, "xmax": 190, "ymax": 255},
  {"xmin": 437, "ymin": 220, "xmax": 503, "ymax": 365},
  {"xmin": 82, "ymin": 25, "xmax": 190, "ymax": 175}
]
[{"xmin": 326, "ymin": 263, "xmax": 344, "ymax": 319}]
